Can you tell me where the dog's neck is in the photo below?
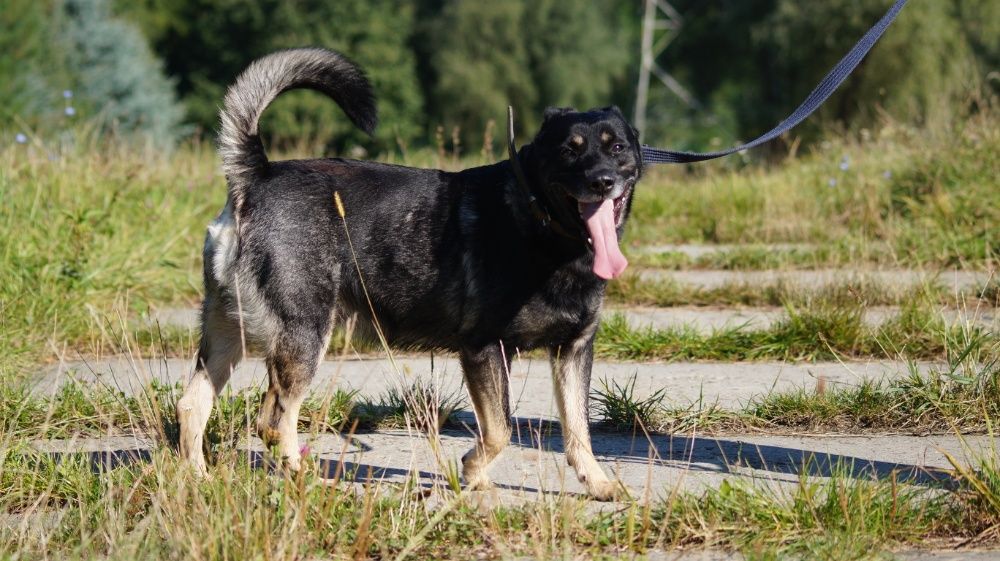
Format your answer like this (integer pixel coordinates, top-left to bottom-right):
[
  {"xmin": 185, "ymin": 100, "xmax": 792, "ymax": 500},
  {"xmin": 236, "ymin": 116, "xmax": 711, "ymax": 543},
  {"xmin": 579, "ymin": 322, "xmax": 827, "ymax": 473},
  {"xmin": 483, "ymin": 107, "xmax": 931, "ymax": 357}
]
[{"xmin": 512, "ymin": 145, "xmax": 586, "ymax": 243}]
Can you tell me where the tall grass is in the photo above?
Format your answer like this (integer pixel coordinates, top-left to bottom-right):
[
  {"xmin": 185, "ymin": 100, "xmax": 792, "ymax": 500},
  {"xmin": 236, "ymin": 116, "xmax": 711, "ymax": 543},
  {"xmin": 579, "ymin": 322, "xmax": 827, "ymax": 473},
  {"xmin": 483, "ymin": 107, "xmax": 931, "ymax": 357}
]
[{"xmin": 0, "ymin": 140, "xmax": 219, "ymax": 378}]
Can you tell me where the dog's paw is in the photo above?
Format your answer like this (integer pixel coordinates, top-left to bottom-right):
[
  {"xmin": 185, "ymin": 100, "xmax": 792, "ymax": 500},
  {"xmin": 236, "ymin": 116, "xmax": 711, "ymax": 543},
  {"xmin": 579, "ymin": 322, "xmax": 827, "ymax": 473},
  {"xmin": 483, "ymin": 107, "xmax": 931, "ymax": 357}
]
[
  {"xmin": 462, "ymin": 470, "xmax": 494, "ymax": 492},
  {"xmin": 186, "ymin": 458, "xmax": 209, "ymax": 479},
  {"xmin": 586, "ymin": 478, "xmax": 628, "ymax": 502}
]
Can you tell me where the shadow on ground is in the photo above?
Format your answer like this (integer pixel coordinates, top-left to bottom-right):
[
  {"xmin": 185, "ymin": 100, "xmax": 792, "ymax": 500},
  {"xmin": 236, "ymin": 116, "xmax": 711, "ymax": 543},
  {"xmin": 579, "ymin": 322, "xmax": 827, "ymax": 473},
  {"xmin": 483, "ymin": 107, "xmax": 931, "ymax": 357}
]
[{"xmin": 36, "ymin": 414, "xmax": 961, "ymax": 497}]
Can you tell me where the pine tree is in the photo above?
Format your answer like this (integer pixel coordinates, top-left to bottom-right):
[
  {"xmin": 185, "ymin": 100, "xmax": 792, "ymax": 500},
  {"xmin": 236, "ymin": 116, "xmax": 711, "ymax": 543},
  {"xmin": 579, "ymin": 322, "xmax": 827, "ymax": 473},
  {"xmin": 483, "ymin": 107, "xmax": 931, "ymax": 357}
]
[{"xmin": 61, "ymin": 0, "xmax": 185, "ymax": 145}]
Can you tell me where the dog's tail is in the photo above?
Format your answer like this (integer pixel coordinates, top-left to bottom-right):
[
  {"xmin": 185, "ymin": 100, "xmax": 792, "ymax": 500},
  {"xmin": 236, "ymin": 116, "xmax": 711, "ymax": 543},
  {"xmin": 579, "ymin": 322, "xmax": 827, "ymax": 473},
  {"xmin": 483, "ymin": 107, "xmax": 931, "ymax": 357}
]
[{"xmin": 219, "ymin": 48, "xmax": 377, "ymax": 209}]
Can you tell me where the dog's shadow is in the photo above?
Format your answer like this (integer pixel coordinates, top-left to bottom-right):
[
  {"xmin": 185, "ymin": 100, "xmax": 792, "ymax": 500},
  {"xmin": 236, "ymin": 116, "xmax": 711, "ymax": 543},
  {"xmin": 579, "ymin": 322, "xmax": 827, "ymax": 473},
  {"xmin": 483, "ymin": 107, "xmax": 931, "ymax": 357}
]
[{"xmin": 48, "ymin": 413, "xmax": 960, "ymax": 497}]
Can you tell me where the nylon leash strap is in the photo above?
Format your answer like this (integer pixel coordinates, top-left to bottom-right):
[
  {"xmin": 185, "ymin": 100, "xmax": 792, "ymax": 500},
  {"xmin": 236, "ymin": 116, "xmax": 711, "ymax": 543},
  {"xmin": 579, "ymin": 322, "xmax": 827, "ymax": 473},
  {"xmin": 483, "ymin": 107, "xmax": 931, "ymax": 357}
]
[{"xmin": 641, "ymin": 0, "xmax": 908, "ymax": 165}]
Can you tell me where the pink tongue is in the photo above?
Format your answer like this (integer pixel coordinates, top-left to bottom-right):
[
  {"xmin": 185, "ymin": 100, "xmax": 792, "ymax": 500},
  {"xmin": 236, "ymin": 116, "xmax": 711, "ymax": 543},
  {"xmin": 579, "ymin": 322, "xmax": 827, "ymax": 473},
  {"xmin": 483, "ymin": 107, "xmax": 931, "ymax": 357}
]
[{"xmin": 580, "ymin": 199, "xmax": 628, "ymax": 280}]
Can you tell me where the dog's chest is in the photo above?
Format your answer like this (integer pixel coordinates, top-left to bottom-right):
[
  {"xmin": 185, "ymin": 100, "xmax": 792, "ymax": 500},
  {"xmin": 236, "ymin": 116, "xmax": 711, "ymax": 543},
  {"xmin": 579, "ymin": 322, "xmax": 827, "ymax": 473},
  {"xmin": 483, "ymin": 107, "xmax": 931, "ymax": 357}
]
[{"xmin": 495, "ymin": 269, "xmax": 604, "ymax": 348}]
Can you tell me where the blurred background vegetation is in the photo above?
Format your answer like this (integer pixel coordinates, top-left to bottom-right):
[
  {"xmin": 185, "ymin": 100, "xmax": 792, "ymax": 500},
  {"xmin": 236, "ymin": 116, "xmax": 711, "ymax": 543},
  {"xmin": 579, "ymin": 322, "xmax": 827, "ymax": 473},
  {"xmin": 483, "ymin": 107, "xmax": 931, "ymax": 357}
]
[{"xmin": 1, "ymin": 0, "xmax": 998, "ymax": 156}]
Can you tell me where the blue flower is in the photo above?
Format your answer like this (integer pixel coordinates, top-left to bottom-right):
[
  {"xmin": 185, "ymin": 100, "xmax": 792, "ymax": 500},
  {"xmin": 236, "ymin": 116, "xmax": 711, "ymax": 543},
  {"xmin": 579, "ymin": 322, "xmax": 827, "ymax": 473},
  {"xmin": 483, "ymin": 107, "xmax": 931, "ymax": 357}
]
[
  {"xmin": 15, "ymin": 133, "xmax": 27, "ymax": 144},
  {"xmin": 65, "ymin": 106, "xmax": 76, "ymax": 116},
  {"xmin": 828, "ymin": 178, "xmax": 837, "ymax": 188},
  {"xmin": 839, "ymin": 156, "xmax": 850, "ymax": 171},
  {"xmin": 883, "ymin": 170, "xmax": 892, "ymax": 179},
  {"xmin": 63, "ymin": 90, "xmax": 73, "ymax": 99}
]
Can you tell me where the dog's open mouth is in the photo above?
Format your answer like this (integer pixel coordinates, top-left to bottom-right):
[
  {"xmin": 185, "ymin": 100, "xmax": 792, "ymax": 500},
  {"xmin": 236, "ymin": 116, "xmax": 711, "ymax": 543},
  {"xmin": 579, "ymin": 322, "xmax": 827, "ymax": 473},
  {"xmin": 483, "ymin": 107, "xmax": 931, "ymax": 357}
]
[{"xmin": 577, "ymin": 185, "xmax": 632, "ymax": 280}]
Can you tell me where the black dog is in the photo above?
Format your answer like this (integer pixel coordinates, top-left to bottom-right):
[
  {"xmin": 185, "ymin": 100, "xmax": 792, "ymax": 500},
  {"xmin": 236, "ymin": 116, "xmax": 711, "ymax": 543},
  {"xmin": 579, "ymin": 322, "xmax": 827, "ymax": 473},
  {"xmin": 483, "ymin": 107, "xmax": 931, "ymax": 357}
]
[{"xmin": 176, "ymin": 48, "xmax": 642, "ymax": 500}]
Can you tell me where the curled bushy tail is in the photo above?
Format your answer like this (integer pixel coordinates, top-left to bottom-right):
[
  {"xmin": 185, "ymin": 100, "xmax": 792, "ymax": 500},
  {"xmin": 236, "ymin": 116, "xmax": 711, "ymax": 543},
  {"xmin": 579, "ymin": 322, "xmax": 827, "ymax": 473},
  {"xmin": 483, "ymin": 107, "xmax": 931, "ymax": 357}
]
[{"xmin": 218, "ymin": 48, "xmax": 377, "ymax": 211}]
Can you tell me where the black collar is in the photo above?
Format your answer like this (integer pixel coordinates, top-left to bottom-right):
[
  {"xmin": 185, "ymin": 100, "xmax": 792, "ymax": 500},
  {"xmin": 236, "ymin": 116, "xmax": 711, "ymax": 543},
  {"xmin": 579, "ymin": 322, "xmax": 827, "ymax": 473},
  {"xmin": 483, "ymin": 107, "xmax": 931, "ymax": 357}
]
[{"xmin": 506, "ymin": 106, "xmax": 581, "ymax": 241}]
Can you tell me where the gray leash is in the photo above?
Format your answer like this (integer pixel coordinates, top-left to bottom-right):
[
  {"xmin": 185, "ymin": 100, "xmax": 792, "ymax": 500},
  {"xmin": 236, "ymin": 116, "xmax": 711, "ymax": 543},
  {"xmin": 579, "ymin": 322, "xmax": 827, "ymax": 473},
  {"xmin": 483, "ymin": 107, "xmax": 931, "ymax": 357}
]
[{"xmin": 641, "ymin": 0, "xmax": 909, "ymax": 165}]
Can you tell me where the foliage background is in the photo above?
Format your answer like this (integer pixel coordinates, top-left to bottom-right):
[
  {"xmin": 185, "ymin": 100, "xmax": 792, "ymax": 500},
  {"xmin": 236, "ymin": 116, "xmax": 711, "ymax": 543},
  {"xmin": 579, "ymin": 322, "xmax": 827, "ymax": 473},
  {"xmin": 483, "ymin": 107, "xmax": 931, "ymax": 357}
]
[{"xmin": 1, "ymin": 0, "xmax": 997, "ymax": 154}]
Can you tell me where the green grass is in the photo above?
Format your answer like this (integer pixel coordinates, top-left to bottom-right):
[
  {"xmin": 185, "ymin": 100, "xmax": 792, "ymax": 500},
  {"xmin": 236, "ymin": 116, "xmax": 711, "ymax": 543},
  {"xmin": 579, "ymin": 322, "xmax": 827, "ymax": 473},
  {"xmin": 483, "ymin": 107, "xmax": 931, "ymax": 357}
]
[
  {"xmin": 591, "ymin": 375, "xmax": 667, "ymax": 431},
  {"xmin": 626, "ymin": 113, "xmax": 999, "ymax": 269},
  {"xmin": 0, "ymin": 143, "xmax": 217, "ymax": 379},
  {"xmin": 627, "ymin": 243, "xmax": 844, "ymax": 270},
  {"xmin": 589, "ymin": 347, "xmax": 1000, "ymax": 436},
  {"xmin": 2, "ymin": 374, "xmax": 464, "ymax": 444},
  {"xmin": 1, "ymin": 343, "xmax": 998, "ymax": 557},
  {"xmin": 594, "ymin": 299, "xmax": 996, "ymax": 362},
  {"xmin": 354, "ymin": 378, "xmax": 466, "ymax": 432}
]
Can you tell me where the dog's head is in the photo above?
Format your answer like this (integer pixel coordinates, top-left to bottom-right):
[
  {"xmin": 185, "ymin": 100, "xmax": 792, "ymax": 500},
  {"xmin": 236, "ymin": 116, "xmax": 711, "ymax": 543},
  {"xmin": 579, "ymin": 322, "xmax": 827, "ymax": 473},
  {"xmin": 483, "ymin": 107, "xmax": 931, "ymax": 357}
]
[{"xmin": 528, "ymin": 105, "xmax": 642, "ymax": 279}]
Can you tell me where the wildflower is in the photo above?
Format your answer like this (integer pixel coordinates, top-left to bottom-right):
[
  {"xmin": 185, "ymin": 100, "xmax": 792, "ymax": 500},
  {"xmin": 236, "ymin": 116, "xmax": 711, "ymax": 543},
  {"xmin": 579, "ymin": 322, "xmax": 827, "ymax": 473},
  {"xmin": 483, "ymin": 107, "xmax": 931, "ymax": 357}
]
[
  {"xmin": 883, "ymin": 170, "xmax": 892, "ymax": 179},
  {"xmin": 15, "ymin": 133, "xmax": 27, "ymax": 144},
  {"xmin": 839, "ymin": 156, "xmax": 850, "ymax": 171},
  {"xmin": 828, "ymin": 178, "xmax": 837, "ymax": 188},
  {"xmin": 63, "ymin": 90, "xmax": 73, "ymax": 99},
  {"xmin": 65, "ymin": 106, "xmax": 76, "ymax": 116}
]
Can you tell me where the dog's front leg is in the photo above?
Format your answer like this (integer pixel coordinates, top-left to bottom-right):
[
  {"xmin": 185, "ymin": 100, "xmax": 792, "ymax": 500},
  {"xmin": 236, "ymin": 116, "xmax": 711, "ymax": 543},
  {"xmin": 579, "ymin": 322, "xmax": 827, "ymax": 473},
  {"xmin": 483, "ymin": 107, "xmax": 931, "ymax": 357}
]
[
  {"xmin": 551, "ymin": 329, "xmax": 623, "ymax": 501},
  {"xmin": 459, "ymin": 343, "xmax": 513, "ymax": 491}
]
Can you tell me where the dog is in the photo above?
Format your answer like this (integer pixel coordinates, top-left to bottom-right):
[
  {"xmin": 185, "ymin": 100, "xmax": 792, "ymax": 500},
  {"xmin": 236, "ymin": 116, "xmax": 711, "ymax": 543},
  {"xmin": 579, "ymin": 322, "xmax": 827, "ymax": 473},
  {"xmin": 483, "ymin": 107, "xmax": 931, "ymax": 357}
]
[{"xmin": 176, "ymin": 47, "xmax": 643, "ymax": 500}]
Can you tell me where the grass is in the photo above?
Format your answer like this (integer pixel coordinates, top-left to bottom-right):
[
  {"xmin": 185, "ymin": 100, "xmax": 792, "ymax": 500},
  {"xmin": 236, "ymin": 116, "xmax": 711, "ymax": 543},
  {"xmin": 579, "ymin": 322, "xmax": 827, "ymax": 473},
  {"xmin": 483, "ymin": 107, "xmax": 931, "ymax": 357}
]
[
  {"xmin": 590, "ymin": 344, "xmax": 1000, "ymax": 436},
  {"xmin": 4, "ymin": 375, "xmax": 464, "ymax": 444},
  {"xmin": 1, "ymin": 404, "xmax": 997, "ymax": 558},
  {"xmin": 591, "ymin": 376, "xmax": 667, "ymax": 431},
  {"xmin": 354, "ymin": 378, "xmax": 466, "ymax": 432},
  {"xmin": 625, "ymin": 112, "xmax": 999, "ymax": 270},
  {"xmin": 594, "ymin": 299, "xmax": 996, "ymax": 362}
]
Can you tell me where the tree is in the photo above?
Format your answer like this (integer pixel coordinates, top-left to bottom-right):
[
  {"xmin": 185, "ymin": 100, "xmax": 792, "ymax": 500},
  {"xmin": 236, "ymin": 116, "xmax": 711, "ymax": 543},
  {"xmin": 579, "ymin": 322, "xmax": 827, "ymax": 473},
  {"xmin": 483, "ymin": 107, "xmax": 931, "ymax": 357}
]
[
  {"xmin": 0, "ymin": 0, "xmax": 72, "ymax": 131},
  {"xmin": 61, "ymin": 0, "xmax": 185, "ymax": 145},
  {"xmin": 268, "ymin": 0, "xmax": 425, "ymax": 152},
  {"xmin": 420, "ymin": 0, "xmax": 633, "ymax": 148}
]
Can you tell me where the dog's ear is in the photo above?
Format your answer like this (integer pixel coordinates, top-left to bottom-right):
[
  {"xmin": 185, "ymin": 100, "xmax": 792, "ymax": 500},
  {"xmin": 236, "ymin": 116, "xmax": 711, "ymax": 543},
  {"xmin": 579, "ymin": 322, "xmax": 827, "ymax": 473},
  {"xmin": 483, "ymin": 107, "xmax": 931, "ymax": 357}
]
[
  {"xmin": 543, "ymin": 106, "xmax": 576, "ymax": 124},
  {"xmin": 631, "ymin": 125, "xmax": 644, "ymax": 172},
  {"xmin": 603, "ymin": 105, "xmax": 627, "ymax": 120},
  {"xmin": 627, "ymin": 125, "xmax": 641, "ymax": 146}
]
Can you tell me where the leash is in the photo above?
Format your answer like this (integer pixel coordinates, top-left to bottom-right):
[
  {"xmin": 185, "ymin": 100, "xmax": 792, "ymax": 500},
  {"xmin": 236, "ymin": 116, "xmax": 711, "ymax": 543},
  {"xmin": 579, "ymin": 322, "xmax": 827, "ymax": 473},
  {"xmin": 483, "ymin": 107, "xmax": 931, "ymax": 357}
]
[{"xmin": 641, "ymin": 0, "xmax": 908, "ymax": 164}]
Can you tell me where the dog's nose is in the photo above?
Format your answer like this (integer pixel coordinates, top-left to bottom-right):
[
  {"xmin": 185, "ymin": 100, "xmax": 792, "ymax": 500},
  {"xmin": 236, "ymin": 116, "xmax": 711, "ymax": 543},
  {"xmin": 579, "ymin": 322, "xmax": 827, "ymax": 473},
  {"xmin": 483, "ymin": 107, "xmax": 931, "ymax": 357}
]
[{"xmin": 588, "ymin": 173, "xmax": 616, "ymax": 195}]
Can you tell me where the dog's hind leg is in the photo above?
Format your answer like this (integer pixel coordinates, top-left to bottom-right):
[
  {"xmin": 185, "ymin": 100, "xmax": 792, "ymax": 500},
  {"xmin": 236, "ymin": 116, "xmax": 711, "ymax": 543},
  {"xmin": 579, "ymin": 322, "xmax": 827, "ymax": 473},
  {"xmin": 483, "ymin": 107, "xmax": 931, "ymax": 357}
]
[
  {"xmin": 257, "ymin": 324, "xmax": 331, "ymax": 471},
  {"xmin": 551, "ymin": 329, "xmax": 623, "ymax": 501},
  {"xmin": 459, "ymin": 343, "xmax": 512, "ymax": 490},
  {"xmin": 177, "ymin": 300, "xmax": 243, "ymax": 475}
]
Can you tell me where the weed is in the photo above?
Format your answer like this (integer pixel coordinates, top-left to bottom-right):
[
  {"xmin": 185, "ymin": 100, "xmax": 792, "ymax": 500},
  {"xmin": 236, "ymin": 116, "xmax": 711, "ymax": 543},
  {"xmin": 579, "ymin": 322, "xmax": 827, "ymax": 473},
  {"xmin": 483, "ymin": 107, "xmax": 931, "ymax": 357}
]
[
  {"xmin": 592, "ymin": 374, "xmax": 666, "ymax": 431},
  {"xmin": 355, "ymin": 377, "xmax": 465, "ymax": 432}
]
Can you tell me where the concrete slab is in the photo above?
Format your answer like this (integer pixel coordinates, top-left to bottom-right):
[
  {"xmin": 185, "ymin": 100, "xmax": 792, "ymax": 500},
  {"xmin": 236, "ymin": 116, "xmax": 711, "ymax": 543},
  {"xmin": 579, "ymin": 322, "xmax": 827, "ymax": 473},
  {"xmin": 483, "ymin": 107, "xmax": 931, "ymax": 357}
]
[
  {"xmin": 632, "ymin": 243, "xmax": 817, "ymax": 259},
  {"xmin": 637, "ymin": 269, "xmax": 991, "ymax": 294},
  {"xmin": 38, "ymin": 355, "xmax": 931, "ymax": 414},
  {"xmin": 148, "ymin": 304, "xmax": 998, "ymax": 339},
  {"xmin": 610, "ymin": 305, "xmax": 997, "ymax": 332}
]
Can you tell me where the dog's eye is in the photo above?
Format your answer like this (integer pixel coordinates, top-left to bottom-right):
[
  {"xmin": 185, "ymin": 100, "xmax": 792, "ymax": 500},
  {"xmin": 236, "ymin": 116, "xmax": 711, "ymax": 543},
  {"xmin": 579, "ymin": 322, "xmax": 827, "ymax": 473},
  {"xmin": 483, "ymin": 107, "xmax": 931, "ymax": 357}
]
[{"xmin": 611, "ymin": 143, "xmax": 626, "ymax": 155}]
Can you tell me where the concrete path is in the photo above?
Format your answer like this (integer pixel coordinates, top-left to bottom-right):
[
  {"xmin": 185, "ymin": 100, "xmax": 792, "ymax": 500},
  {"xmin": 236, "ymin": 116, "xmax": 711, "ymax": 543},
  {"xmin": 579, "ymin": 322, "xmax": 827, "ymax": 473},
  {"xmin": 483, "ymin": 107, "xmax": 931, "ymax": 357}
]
[
  {"xmin": 149, "ymin": 304, "xmax": 997, "ymax": 338},
  {"xmin": 39, "ymin": 355, "xmax": 932, "ymax": 412},
  {"xmin": 632, "ymin": 243, "xmax": 818, "ymax": 258},
  {"xmin": 30, "ymin": 429, "xmax": 993, "ymax": 499},
  {"xmin": 31, "ymin": 354, "xmax": 992, "ymax": 513},
  {"xmin": 637, "ymin": 268, "xmax": 992, "ymax": 294},
  {"xmin": 610, "ymin": 305, "xmax": 997, "ymax": 333}
]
